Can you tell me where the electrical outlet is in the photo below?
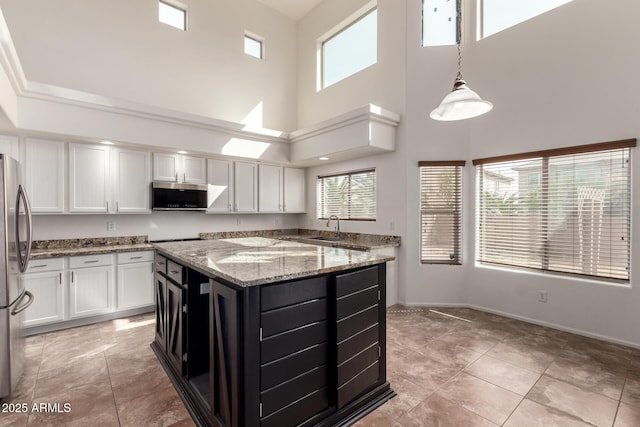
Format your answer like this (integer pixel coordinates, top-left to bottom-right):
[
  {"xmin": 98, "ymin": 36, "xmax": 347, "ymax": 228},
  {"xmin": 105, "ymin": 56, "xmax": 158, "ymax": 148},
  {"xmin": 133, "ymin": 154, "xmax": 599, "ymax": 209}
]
[
  {"xmin": 107, "ymin": 221, "xmax": 116, "ymax": 232},
  {"xmin": 538, "ymin": 290, "xmax": 548, "ymax": 303}
]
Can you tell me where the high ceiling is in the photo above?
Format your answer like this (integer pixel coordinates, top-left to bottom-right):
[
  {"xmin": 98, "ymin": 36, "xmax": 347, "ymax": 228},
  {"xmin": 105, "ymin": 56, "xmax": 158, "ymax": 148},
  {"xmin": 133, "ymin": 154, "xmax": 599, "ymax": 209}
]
[{"xmin": 256, "ymin": 0, "xmax": 323, "ymax": 21}]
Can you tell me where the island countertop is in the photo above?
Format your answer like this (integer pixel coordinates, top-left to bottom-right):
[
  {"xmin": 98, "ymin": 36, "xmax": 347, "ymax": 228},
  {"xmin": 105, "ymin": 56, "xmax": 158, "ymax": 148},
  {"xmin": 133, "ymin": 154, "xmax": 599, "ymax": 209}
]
[{"xmin": 152, "ymin": 236, "xmax": 394, "ymax": 287}]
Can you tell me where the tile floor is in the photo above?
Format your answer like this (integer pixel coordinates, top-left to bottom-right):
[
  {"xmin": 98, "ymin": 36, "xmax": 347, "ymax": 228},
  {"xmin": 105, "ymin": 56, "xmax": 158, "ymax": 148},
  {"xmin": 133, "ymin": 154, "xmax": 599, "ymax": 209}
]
[{"xmin": 1, "ymin": 307, "xmax": 639, "ymax": 426}]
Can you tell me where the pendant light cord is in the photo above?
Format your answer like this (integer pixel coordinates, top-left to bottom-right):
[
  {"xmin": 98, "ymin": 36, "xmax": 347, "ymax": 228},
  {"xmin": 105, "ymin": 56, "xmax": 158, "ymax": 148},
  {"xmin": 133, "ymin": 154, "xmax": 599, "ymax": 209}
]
[{"xmin": 456, "ymin": 0, "xmax": 463, "ymax": 81}]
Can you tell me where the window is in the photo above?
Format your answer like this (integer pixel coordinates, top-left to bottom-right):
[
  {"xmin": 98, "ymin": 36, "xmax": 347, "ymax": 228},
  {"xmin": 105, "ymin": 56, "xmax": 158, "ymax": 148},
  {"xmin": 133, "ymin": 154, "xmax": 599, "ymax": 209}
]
[
  {"xmin": 317, "ymin": 169, "xmax": 376, "ymax": 220},
  {"xmin": 481, "ymin": 0, "xmax": 574, "ymax": 38},
  {"xmin": 244, "ymin": 34, "xmax": 263, "ymax": 59},
  {"xmin": 422, "ymin": 0, "xmax": 457, "ymax": 47},
  {"xmin": 474, "ymin": 139, "xmax": 635, "ymax": 282},
  {"xmin": 159, "ymin": 0, "xmax": 186, "ymax": 31},
  {"xmin": 321, "ymin": 7, "xmax": 377, "ymax": 89},
  {"xmin": 419, "ymin": 161, "xmax": 464, "ymax": 264}
]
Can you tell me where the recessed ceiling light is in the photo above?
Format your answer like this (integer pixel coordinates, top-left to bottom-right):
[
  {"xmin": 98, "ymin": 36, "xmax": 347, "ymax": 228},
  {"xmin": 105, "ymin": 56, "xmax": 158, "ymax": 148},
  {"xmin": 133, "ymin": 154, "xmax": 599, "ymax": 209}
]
[
  {"xmin": 319, "ymin": 157, "xmax": 329, "ymax": 161},
  {"xmin": 101, "ymin": 141, "xmax": 114, "ymax": 145},
  {"xmin": 177, "ymin": 150, "xmax": 188, "ymax": 154}
]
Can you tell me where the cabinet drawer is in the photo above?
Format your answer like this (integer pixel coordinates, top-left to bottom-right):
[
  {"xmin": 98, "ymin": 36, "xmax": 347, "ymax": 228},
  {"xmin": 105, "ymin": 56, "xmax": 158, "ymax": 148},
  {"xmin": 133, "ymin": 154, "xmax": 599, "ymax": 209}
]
[
  {"xmin": 117, "ymin": 251, "xmax": 154, "ymax": 264},
  {"xmin": 26, "ymin": 257, "xmax": 64, "ymax": 272},
  {"xmin": 261, "ymin": 298, "xmax": 327, "ymax": 338},
  {"xmin": 155, "ymin": 253, "xmax": 167, "ymax": 274},
  {"xmin": 335, "ymin": 266, "xmax": 379, "ymax": 298},
  {"xmin": 166, "ymin": 260, "xmax": 184, "ymax": 284},
  {"xmin": 69, "ymin": 254, "xmax": 113, "ymax": 269}
]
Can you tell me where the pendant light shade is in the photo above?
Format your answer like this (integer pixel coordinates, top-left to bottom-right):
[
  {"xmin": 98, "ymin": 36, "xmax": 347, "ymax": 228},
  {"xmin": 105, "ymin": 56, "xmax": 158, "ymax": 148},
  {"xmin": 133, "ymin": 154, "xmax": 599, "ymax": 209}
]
[
  {"xmin": 430, "ymin": 78, "xmax": 493, "ymax": 121},
  {"xmin": 430, "ymin": 0, "xmax": 492, "ymax": 121}
]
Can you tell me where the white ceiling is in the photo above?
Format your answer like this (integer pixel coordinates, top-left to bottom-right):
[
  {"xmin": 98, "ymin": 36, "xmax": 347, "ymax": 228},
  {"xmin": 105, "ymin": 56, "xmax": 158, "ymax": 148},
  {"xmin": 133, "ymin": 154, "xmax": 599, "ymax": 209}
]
[{"xmin": 256, "ymin": 0, "xmax": 323, "ymax": 21}]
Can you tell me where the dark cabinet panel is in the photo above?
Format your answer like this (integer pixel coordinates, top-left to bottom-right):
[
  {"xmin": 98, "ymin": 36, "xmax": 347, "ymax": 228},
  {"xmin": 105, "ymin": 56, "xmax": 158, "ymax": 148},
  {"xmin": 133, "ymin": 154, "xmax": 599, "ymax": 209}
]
[
  {"xmin": 337, "ymin": 323, "xmax": 378, "ymax": 365},
  {"xmin": 337, "ymin": 343, "xmax": 379, "ymax": 387},
  {"xmin": 337, "ymin": 305, "xmax": 378, "ymax": 342},
  {"xmin": 337, "ymin": 361, "xmax": 380, "ymax": 409},
  {"xmin": 261, "ymin": 298, "xmax": 327, "ymax": 338},
  {"xmin": 211, "ymin": 280, "xmax": 240, "ymax": 427},
  {"xmin": 336, "ymin": 286, "xmax": 378, "ymax": 319},
  {"xmin": 260, "ymin": 364, "xmax": 327, "ymax": 417},
  {"xmin": 155, "ymin": 273, "xmax": 167, "ymax": 352},
  {"xmin": 261, "ymin": 342, "xmax": 328, "ymax": 390},
  {"xmin": 260, "ymin": 387, "xmax": 330, "ymax": 427},
  {"xmin": 261, "ymin": 320, "xmax": 328, "ymax": 364},
  {"xmin": 335, "ymin": 266, "xmax": 378, "ymax": 298},
  {"xmin": 167, "ymin": 280, "xmax": 185, "ymax": 375},
  {"xmin": 186, "ymin": 269, "xmax": 210, "ymax": 379},
  {"xmin": 260, "ymin": 276, "xmax": 327, "ymax": 311}
]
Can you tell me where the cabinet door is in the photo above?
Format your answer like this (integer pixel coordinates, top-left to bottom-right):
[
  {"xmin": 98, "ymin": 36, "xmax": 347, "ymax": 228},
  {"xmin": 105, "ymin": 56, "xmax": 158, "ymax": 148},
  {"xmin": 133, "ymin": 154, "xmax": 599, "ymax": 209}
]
[
  {"xmin": 21, "ymin": 271, "xmax": 65, "ymax": 326},
  {"xmin": 234, "ymin": 161, "xmax": 257, "ymax": 212},
  {"xmin": 117, "ymin": 261, "xmax": 154, "ymax": 309},
  {"xmin": 69, "ymin": 266, "xmax": 114, "ymax": 318},
  {"xmin": 114, "ymin": 148, "xmax": 151, "ymax": 213},
  {"xmin": 153, "ymin": 153, "xmax": 180, "ymax": 182},
  {"xmin": 167, "ymin": 280, "xmax": 185, "ymax": 375},
  {"xmin": 155, "ymin": 273, "xmax": 167, "ymax": 351},
  {"xmin": 182, "ymin": 155, "xmax": 207, "ymax": 184},
  {"xmin": 283, "ymin": 167, "xmax": 306, "ymax": 213},
  {"xmin": 68, "ymin": 143, "xmax": 110, "ymax": 213},
  {"xmin": 258, "ymin": 165, "xmax": 282, "ymax": 213},
  {"xmin": 24, "ymin": 138, "xmax": 66, "ymax": 213},
  {"xmin": 206, "ymin": 159, "xmax": 233, "ymax": 213}
]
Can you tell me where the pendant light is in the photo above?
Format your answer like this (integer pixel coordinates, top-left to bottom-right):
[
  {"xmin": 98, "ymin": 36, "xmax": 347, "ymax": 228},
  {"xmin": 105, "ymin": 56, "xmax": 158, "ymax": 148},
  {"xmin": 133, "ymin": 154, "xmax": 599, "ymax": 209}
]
[{"xmin": 430, "ymin": 0, "xmax": 492, "ymax": 121}]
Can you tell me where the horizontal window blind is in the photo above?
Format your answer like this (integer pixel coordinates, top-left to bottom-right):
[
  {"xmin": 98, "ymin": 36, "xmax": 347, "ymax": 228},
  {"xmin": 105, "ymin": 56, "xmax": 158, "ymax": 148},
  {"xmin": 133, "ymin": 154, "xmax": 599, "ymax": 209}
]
[
  {"xmin": 419, "ymin": 161, "xmax": 464, "ymax": 264},
  {"xmin": 475, "ymin": 140, "xmax": 634, "ymax": 281},
  {"xmin": 316, "ymin": 169, "xmax": 376, "ymax": 220}
]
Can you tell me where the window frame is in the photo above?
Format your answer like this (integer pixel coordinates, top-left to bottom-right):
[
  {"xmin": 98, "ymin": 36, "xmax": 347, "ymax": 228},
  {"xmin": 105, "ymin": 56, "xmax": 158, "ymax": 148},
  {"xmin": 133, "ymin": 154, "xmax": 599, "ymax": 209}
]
[
  {"xmin": 318, "ymin": 5, "xmax": 378, "ymax": 90},
  {"xmin": 421, "ymin": 0, "xmax": 459, "ymax": 47},
  {"xmin": 158, "ymin": 0, "xmax": 187, "ymax": 31},
  {"xmin": 473, "ymin": 139, "xmax": 635, "ymax": 282},
  {"xmin": 244, "ymin": 33, "xmax": 264, "ymax": 59},
  {"xmin": 316, "ymin": 169, "xmax": 377, "ymax": 221},
  {"xmin": 419, "ymin": 161, "xmax": 465, "ymax": 265}
]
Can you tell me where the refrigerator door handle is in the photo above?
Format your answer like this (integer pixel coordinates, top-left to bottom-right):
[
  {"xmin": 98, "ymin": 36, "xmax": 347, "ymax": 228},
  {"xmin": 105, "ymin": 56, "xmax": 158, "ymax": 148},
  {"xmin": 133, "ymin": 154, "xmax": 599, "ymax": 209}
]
[
  {"xmin": 15, "ymin": 184, "xmax": 33, "ymax": 273},
  {"xmin": 11, "ymin": 291, "xmax": 34, "ymax": 315}
]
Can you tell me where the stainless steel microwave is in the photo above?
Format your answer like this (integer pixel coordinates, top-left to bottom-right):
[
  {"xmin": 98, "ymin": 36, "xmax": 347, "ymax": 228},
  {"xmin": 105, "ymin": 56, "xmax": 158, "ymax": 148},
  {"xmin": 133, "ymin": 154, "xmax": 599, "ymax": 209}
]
[{"xmin": 151, "ymin": 182, "xmax": 207, "ymax": 211}]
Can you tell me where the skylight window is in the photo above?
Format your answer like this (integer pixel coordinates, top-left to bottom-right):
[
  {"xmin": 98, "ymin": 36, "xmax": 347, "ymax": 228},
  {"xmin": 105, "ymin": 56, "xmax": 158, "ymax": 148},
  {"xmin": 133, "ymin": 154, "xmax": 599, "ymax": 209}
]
[
  {"xmin": 481, "ymin": 0, "xmax": 573, "ymax": 38},
  {"xmin": 159, "ymin": 1, "xmax": 186, "ymax": 31},
  {"xmin": 320, "ymin": 7, "xmax": 377, "ymax": 89},
  {"xmin": 422, "ymin": 0, "xmax": 457, "ymax": 47},
  {"xmin": 244, "ymin": 34, "xmax": 263, "ymax": 59}
]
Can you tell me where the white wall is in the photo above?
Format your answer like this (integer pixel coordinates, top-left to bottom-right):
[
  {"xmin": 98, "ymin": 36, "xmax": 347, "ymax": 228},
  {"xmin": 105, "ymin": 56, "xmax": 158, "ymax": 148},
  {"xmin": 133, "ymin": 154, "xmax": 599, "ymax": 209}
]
[
  {"xmin": 459, "ymin": 0, "xmax": 640, "ymax": 347},
  {"xmin": 32, "ymin": 212, "xmax": 302, "ymax": 242},
  {"xmin": 0, "ymin": 0, "xmax": 298, "ymax": 131},
  {"xmin": 296, "ymin": 0, "xmax": 406, "ymax": 128}
]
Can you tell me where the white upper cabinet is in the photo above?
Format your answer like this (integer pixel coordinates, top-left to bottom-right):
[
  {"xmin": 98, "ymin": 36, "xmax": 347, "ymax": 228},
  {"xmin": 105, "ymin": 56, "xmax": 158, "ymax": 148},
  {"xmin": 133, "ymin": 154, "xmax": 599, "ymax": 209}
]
[
  {"xmin": 206, "ymin": 159, "xmax": 233, "ymax": 213},
  {"xmin": 113, "ymin": 148, "xmax": 151, "ymax": 213},
  {"xmin": 258, "ymin": 164, "xmax": 283, "ymax": 213},
  {"xmin": 283, "ymin": 167, "xmax": 306, "ymax": 213},
  {"xmin": 153, "ymin": 153, "xmax": 206, "ymax": 184},
  {"xmin": 234, "ymin": 161, "xmax": 258, "ymax": 212},
  {"xmin": 68, "ymin": 143, "xmax": 110, "ymax": 213},
  {"xmin": 23, "ymin": 138, "xmax": 66, "ymax": 213}
]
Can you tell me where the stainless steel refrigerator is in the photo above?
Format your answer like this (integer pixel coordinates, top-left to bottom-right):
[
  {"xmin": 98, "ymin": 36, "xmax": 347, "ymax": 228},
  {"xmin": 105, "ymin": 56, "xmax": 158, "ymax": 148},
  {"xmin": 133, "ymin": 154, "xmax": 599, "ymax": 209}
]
[{"xmin": 0, "ymin": 153, "xmax": 33, "ymax": 399}]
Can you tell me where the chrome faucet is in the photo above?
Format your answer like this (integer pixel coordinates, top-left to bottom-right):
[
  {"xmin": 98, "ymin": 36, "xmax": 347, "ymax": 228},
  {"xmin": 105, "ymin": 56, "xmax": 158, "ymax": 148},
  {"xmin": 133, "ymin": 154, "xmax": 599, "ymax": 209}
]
[{"xmin": 326, "ymin": 215, "xmax": 341, "ymax": 239}]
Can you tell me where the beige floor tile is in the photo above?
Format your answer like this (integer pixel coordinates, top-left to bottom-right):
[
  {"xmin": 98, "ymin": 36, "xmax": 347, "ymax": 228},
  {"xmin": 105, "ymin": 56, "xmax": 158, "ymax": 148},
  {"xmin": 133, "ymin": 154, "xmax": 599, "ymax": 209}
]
[
  {"xmin": 621, "ymin": 375, "xmax": 640, "ymax": 406},
  {"xmin": 527, "ymin": 375, "xmax": 618, "ymax": 427},
  {"xmin": 116, "ymin": 383, "xmax": 192, "ymax": 427},
  {"xmin": 614, "ymin": 401, "xmax": 640, "ymax": 427},
  {"xmin": 419, "ymin": 339, "xmax": 483, "ymax": 371},
  {"xmin": 396, "ymin": 393, "xmax": 498, "ymax": 427},
  {"xmin": 486, "ymin": 341, "xmax": 558, "ymax": 373},
  {"xmin": 437, "ymin": 372, "xmax": 523, "ymax": 425},
  {"xmin": 377, "ymin": 375, "xmax": 433, "ymax": 419},
  {"xmin": 352, "ymin": 410, "xmax": 396, "ymax": 427},
  {"xmin": 464, "ymin": 354, "xmax": 541, "ymax": 395},
  {"xmin": 545, "ymin": 355, "xmax": 626, "ymax": 400},
  {"xmin": 504, "ymin": 399, "xmax": 594, "ymax": 427}
]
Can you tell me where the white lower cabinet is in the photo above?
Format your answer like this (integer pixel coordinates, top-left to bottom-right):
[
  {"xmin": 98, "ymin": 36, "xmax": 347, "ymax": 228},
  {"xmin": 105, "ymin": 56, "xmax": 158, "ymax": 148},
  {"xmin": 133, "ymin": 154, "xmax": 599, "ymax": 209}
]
[
  {"xmin": 23, "ymin": 251, "xmax": 154, "ymax": 329},
  {"xmin": 22, "ymin": 258, "xmax": 65, "ymax": 327},
  {"xmin": 116, "ymin": 251, "xmax": 154, "ymax": 310},
  {"xmin": 69, "ymin": 254, "xmax": 114, "ymax": 319}
]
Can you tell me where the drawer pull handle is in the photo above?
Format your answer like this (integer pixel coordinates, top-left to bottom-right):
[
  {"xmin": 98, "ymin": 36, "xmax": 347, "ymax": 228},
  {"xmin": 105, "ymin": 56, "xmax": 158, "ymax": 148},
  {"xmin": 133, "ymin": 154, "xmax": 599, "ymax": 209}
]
[
  {"xmin": 31, "ymin": 264, "xmax": 46, "ymax": 268},
  {"xmin": 83, "ymin": 260, "xmax": 100, "ymax": 264},
  {"xmin": 169, "ymin": 270, "xmax": 180, "ymax": 275},
  {"xmin": 129, "ymin": 256, "xmax": 143, "ymax": 260}
]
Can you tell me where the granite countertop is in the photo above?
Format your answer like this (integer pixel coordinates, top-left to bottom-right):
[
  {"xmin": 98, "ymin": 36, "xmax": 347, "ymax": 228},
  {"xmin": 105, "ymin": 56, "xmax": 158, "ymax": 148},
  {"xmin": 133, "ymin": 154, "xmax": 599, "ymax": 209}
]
[
  {"xmin": 199, "ymin": 229, "xmax": 401, "ymax": 251},
  {"xmin": 153, "ymin": 237, "xmax": 394, "ymax": 287},
  {"xmin": 29, "ymin": 236, "xmax": 154, "ymax": 260}
]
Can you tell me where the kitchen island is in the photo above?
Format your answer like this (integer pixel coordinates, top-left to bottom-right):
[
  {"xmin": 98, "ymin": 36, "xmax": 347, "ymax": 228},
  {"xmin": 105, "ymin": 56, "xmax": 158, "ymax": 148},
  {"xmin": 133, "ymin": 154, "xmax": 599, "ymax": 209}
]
[{"xmin": 151, "ymin": 237, "xmax": 395, "ymax": 427}]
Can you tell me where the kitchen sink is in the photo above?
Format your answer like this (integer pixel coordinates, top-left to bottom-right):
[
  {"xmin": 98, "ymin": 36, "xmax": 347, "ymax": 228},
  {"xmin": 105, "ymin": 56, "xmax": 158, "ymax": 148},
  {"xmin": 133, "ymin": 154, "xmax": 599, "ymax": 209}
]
[{"xmin": 306, "ymin": 236, "xmax": 341, "ymax": 242}]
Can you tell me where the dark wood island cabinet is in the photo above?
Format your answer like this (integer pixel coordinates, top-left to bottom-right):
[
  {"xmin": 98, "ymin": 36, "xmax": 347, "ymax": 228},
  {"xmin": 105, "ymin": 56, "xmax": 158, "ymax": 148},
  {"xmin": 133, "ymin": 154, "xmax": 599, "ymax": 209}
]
[{"xmin": 151, "ymin": 237, "xmax": 395, "ymax": 427}]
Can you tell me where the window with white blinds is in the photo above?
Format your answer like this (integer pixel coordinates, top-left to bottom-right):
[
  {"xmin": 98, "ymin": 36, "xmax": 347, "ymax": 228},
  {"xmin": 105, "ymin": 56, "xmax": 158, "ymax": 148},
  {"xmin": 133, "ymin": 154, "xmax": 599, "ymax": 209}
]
[
  {"xmin": 474, "ymin": 139, "xmax": 635, "ymax": 282},
  {"xmin": 316, "ymin": 169, "xmax": 376, "ymax": 220},
  {"xmin": 419, "ymin": 161, "xmax": 464, "ymax": 264}
]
